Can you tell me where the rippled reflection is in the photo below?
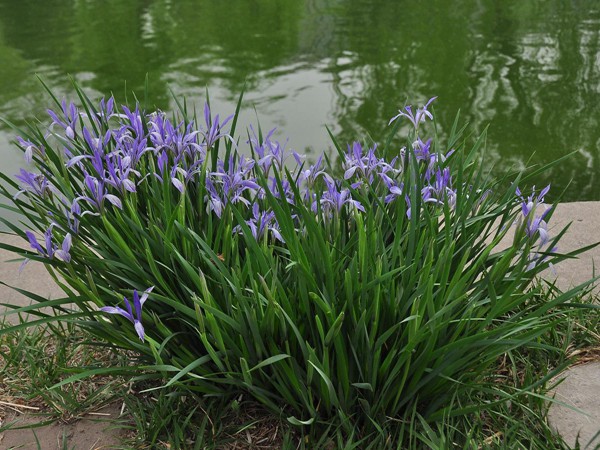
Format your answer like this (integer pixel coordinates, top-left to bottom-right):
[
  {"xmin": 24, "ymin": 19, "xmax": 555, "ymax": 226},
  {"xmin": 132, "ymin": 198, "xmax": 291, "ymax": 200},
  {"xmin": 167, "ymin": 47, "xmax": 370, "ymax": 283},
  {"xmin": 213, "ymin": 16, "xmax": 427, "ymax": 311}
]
[{"xmin": 0, "ymin": 0, "xmax": 599, "ymax": 201}]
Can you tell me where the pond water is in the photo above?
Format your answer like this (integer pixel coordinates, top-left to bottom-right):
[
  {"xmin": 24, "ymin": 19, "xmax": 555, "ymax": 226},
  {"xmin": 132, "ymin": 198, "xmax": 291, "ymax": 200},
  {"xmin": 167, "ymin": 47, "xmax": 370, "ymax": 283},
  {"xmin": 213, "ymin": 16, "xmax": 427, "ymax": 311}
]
[{"xmin": 1, "ymin": 0, "xmax": 599, "ymax": 202}]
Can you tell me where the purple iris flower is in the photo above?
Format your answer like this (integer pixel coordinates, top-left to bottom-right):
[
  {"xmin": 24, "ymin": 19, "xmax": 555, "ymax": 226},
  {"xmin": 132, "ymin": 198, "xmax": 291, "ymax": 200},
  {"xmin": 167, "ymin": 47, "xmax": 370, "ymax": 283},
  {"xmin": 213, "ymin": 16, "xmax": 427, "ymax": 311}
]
[
  {"xmin": 25, "ymin": 230, "xmax": 50, "ymax": 257},
  {"xmin": 160, "ymin": 154, "xmax": 204, "ymax": 194},
  {"xmin": 48, "ymin": 100, "xmax": 79, "ymax": 140},
  {"xmin": 234, "ymin": 204, "xmax": 284, "ymax": 242},
  {"xmin": 156, "ymin": 150, "xmax": 169, "ymax": 177},
  {"xmin": 405, "ymin": 194, "xmax": 413, "ymax": 219},
  {"xmin": 409, "ymin": 138, "xmax": 455, "ymax": 182},
  {"xmin": 148, "ymin": 112, "xmax": 172, "ymax": 152},
  {"xmin": 100, "ymin": 287, "xmax": 154, "ymax": 342},
  {"xmin": 148, "ymin": 113, "xmax": 203, "ymax": 159},
  {"xmin": 25, "ymin": 227, "xmax": 71, "ymax": 262},
  {"xmin": 105, "ymin": 154, "xmax": 139, "ymax": 194},
  {"xmin": 66, "ymin": 128, "xmax": 113, "ymax": 179},
  {"xmin": 267, "ymin": 138, "xmax": 293, "ymax": 171},
  {"xmin": 73, "ymin": 174, "xmax": 122, "ymax": 214},
  {"xmin": 99, "ymin": 96, "xmax": 115, "ymax": 119},
  {"xmin": 211, "ymin": 155, "xmax": 260, "ymax": 207},
  {"xmin": 85, "ymin": 96, "xmax": 116, "ymax": 129},
  {"xmin": 109, "ymin": 107, "xmax": 151, "ymax": 167},
  {"xmin": 175, "ymin": 121, "xmax": 203, "ymax": 158},
  {"xmin": 202, "ymin": 103, "xmax": 234, "ymax": 149},
  {"xmin": 378, "ymin": 172, "xmax": 412, "ymax": 217},
  {"xmin": 248, "ymin": 126, "xmax": 301, "ymax": 180},
  {"xmin": 59, "ymin": 198, "xmax": 81, "ymax": 234},
  {"xmin": 169, "ymin": 166, "xmax": 186, "ymax": 194},
  {"xmin": 152, "ymin": 149, "xmax": 174, "ymax": 186},
  {"xmin": 55, "ymin": 234, "xmax": 72, "ymax": 262},
  {"xmin": 379, "ymin": 173, "xmax": 404, "ymax": 204},
  {"xmin": 314, "ymin": 179, "xmax": 365, "ymax": 215},
  {"xmin": 528, "ymin": 214, "xmax": 550, "ymax": 247},
  {"xmin": 516, "ymin": 185, "xmax": 550, "ymax": 217},
  {"xmin": 412, "ymin": 138, "xmax": 436, "ymax": 181},
  {"xmin": 87, "ymin": 128, "xmax": 112, "ymax": 172},
  {"xmin": 17, "ymin": 136, "xmax": 45, "ymax": 164},
  {"xmin": 265, "ymin": 176, "xmax": 295, "ymax": 205},
  {"xmin": 422, "ymin": 167, "xmax": 456, "ymax": 207},
  {"xmin": 413, "ymin": 137, "xmax": 433, "ymax": 163},
  {"xmin": 298, "ymin": 155, "xmax": 333, "ymax": 202},
  {"xmin": 389, "ymin": 97, "xmax": 437, "ymax": 130},
  {"xmin": 205, "ymin": 177, "xmax": 225, "ymax": 217},
  {"xmin": 248, "ymin": 126, "xmax": 276, "ymax": 171},
  {"xmin": 83, "ymin": 127, "xmax": 111, "ymax": 155},
  {"xmin": 150, "ymin": 121, "xmax": 204, "ymax": 194},
  {"xmin": 516, "ymin": 185, "xmax": 552, "ymax": 246},
  {"xmin": 298, "ymin": 154, "xmax": 331, "ymax": 186},
  {"xmin": 115, "ymin": 129, "xmax": 150, "ymax": 167},
  {"xmin": 120, "ymin": 105, "xmax": 145, "ymax": 140},
  {"xmin": 343, "ymin": 142, "xmax": 389, "ymax": 184},
  {"xmin": 14, "ymin": 169, "xmax": 53, "ymax": 199}
]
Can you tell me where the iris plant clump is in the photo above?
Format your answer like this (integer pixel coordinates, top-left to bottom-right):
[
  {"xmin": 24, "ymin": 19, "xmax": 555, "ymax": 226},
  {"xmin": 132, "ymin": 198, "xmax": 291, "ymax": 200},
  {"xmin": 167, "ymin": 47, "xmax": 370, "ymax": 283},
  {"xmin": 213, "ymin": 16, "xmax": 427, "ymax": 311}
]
[{"xmin": 0, "ymin": 85, "xmax": 591, "ymax": 443}]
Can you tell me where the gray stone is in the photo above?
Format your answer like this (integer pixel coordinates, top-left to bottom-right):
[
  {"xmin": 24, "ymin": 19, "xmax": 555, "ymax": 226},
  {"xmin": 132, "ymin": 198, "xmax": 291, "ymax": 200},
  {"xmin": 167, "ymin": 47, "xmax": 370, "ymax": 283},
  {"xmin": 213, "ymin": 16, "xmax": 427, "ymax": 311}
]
[
  {"xmin": 541, "ymin": 202, "xmax": 600, "ymax": 293},
  {"xmin": 0, "ymin": 233, "xmax": 65, "ymax": 323},
  {"xmin": 548, "ymin": 363, "xmax": 600, "ymax": 449}
]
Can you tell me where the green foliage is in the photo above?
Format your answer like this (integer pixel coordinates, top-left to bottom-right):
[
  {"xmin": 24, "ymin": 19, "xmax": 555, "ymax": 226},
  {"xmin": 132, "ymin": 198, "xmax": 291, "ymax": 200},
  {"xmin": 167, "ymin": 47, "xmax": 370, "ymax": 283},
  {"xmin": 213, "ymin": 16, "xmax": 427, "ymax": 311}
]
[{"xmin": 0, "ymin": 84, "xmax": 597, "ymax": 447}]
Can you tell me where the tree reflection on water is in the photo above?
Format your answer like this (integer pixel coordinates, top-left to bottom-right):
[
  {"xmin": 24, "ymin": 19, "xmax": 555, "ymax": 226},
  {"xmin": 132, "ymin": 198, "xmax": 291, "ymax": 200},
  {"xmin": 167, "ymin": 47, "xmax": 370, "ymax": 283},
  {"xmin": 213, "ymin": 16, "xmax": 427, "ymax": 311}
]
[{"xmin": 0, "ymin": 0, "xmax": 598, "ymax": 200}]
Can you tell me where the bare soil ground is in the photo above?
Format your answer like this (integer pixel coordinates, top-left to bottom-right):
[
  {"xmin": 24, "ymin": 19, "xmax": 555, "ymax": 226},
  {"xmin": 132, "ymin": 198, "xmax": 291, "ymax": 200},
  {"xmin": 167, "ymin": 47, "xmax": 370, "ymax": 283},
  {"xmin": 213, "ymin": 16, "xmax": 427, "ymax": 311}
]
[{"xmin": 0, "ymin": 403, "xmax": 125, "ymax": 450}]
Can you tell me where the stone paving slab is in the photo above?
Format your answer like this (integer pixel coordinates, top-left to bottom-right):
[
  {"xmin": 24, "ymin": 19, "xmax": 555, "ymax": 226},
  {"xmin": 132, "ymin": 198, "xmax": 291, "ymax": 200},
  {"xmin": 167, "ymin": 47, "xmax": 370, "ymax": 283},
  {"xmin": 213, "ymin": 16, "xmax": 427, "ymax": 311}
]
[
  {"xmin": 541, "ymin": 203, "xmax": 600, "ymax": 448},
  {"xmin": 542, "ymin": 202, "xmax": 600, "ymax": 292},
  {"xmin": 548, "ymin": 362, "xmax": 600, "ymax": 450},
  {"xmin": 0, "ymin": 233, "xmax": 64, "ymax": 323}
]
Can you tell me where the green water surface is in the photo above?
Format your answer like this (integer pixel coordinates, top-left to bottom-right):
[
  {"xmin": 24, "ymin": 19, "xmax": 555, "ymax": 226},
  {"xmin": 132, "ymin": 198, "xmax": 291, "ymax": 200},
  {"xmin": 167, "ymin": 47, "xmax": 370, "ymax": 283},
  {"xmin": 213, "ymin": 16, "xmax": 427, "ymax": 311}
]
[{"xmin": 1, "ymin": 0, "xmax": 599, "ymax": 201}]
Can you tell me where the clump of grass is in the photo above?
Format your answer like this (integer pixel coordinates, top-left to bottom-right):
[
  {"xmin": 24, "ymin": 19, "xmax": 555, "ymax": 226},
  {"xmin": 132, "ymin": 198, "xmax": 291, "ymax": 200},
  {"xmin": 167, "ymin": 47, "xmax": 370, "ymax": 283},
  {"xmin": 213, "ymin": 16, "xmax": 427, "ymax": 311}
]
[
  {"xmin": 0, "ymin": 81, "xmax": 598, "ymax": 447},
  {"xmin": 3, "ymin": 289, "xmax": 596, "ymax": 448},
  {"xmin": 0, "ymin": 317, "xmax": 126, "ymax": 422},
  {"xmin": 117, "ymin": 388, "xmax": 294, "ymax": 449}
]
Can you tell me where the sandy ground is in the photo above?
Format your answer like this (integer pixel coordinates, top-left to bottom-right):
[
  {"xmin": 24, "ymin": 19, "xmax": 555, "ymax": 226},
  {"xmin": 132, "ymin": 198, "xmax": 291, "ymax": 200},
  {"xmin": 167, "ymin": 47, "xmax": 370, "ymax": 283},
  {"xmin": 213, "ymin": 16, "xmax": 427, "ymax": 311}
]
[
  {"xmin": 0, "ymin": 202, "xmax": 599, "ymax": 448},
  {"xmin": 0, "ymin": 404, "xmax": 125, "ymax": 450}
]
